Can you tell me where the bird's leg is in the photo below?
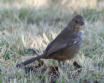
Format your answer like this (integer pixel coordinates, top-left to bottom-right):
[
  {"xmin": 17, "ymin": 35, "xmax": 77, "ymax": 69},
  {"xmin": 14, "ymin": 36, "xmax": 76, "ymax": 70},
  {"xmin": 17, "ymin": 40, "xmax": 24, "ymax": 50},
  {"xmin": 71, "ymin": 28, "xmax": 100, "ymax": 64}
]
[
  {"xmin": 73, "ymin": 61, "xmax": 82, "ymax": 68},
  {"xmin": 73, "ymin": 61, "xmax": 82, "ymax": 73}
]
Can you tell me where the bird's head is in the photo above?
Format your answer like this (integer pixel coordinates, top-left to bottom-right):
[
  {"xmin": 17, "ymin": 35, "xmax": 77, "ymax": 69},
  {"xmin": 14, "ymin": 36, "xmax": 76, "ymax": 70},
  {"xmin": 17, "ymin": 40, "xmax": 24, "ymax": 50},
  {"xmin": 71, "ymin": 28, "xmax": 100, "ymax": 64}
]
[{"xmin": 69, "ymin": 15, "xmax": 85, "ymax": 32}]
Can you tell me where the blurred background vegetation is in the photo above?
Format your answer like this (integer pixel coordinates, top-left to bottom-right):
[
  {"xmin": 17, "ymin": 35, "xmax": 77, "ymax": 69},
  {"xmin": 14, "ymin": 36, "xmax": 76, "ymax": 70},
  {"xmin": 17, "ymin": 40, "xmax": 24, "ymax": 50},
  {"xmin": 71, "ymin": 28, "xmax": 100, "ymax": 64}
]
[{"xmin": 0, "ymin": 0, "xmax": 104, "ymax": 83}]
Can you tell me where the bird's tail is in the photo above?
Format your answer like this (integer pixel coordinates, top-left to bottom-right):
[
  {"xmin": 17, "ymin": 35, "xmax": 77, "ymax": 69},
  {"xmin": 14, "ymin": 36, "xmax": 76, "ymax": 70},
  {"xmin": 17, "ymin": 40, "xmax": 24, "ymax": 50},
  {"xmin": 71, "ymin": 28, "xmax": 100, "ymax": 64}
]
[{"xmin": 16, "ymin": 55, "xmax": 44, "ymax": 68}]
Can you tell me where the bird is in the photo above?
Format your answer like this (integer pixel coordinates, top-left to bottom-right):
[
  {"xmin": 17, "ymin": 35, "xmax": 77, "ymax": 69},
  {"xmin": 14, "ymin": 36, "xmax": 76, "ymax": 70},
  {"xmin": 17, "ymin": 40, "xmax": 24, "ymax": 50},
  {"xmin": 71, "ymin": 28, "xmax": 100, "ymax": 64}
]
[{"xmin": 16, "ymin": 15, "xmax": 85, "ymax": 68}]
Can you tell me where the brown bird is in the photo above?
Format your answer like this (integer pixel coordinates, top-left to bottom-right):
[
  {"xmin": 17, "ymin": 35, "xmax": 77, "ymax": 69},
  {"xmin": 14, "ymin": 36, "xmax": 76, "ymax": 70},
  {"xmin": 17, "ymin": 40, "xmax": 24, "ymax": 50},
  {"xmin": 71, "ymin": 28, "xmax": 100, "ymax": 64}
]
[{"xmin": 16, "ymin": 15, "xmax": 85, "ymax": 67}]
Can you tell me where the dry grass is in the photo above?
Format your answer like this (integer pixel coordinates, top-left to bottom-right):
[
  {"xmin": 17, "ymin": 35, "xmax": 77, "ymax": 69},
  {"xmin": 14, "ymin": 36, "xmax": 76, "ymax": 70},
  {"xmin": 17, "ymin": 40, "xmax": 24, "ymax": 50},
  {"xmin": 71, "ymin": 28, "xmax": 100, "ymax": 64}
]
[{"xmin": 0, "ymin": 0, "xmax": 104, "ymax": 83}]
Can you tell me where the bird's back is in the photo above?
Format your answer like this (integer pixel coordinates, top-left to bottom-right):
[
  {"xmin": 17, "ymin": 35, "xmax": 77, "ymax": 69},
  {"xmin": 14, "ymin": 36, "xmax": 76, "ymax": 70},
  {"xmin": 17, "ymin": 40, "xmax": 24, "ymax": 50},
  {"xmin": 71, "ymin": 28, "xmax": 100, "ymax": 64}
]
[{"xmin": 42, "ymin": 25, "xmax": 84, "ymax": 60}]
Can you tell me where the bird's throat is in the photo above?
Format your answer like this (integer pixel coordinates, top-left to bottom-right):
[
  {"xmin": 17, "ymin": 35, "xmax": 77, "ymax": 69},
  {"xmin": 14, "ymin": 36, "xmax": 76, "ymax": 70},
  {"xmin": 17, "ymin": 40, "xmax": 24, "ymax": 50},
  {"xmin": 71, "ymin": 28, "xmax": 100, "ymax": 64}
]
[{"xmin": 74, "ymin": 26, "xmax": 84, "ymax": 33}]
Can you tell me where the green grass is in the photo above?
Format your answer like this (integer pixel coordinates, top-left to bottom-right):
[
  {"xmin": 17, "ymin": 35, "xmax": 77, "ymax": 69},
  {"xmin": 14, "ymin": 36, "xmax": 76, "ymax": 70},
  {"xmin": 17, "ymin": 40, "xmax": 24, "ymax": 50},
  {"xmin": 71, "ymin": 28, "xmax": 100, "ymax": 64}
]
[{"xmin": 0, "ymin": 0, "xmax": 104, "ymax": 83}]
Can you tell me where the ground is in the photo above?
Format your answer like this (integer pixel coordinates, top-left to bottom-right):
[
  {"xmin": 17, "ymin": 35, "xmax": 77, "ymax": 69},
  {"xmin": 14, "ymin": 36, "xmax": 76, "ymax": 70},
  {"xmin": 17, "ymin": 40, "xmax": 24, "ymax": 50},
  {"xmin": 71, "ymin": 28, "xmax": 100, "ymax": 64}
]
[{"xmin": 0, "ymin": 0, "xmax": 104, "ymax": 83}]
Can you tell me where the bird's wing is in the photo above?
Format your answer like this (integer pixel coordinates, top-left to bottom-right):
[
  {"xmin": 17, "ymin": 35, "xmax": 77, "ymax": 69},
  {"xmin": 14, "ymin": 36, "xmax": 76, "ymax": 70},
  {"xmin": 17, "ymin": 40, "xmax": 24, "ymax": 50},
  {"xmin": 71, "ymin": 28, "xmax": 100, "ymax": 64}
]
[{"xmin": 44, "ymin": 30, "xmax": 76, "ymax": 56}]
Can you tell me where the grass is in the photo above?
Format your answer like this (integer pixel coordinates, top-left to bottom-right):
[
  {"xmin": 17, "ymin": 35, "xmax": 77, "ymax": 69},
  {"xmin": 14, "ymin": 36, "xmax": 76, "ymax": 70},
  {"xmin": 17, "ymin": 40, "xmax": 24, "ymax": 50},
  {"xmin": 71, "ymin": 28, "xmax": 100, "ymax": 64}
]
[{"xmin": 0, "ymin": 0, "xmax": 104, "ymax": 83}]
